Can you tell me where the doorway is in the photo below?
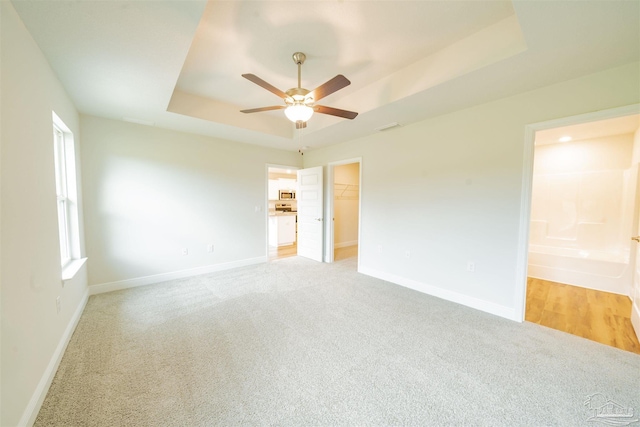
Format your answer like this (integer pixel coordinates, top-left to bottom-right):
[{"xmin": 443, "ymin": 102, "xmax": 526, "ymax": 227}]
[
  {"xmin": 327, "ymin": 158, "xmax": 362, "ymax": 267},
  {"xmin": 518, "ymin": 107, "xmax": 640, "ymax": 353},
  {"xmin": 266, "ymin": 165, "xmax": 299, "ymax": 261}
]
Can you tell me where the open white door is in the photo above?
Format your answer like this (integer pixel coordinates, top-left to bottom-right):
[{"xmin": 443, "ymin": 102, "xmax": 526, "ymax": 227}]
[{"xmin": 297, "ymin": 166, "xmax": 324, "ymax": 262}]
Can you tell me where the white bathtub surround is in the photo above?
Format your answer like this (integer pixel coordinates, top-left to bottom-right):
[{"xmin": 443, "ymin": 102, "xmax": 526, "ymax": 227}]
[
  {"xmin": 529, "ymin": 131, "xmax": 639, "ymax": 296},
  {"xmin": 528, "ymin": 245, "xmax": 633, "ymax": 295}
]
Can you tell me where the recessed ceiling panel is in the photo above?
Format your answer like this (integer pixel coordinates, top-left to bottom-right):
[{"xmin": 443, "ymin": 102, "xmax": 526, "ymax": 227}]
[{"xmin": 170, "ymin": 0, "xmax": 518, "ymax": 133}]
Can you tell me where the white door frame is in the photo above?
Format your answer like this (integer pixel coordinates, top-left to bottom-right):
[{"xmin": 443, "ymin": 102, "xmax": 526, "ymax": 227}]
[
  {"xmin": 514, "ymin": 103, "xmax": 640, "ymax": 322},
  {"xmin": 326, "ymin": 157, "xmax": 363, "ymax": 268},
  {"xmin": 265, "ymin": 163, "xmax": 299, "ymax": 259}
]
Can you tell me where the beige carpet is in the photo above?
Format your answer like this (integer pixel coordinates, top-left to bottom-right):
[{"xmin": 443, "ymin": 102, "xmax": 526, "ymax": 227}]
[{"xmin": 35, "ymin": 256, "xmax": 640, "ymax": 426}]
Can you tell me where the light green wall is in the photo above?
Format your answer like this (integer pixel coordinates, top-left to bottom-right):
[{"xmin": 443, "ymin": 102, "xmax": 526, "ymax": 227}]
[
  {"xmin": 81, "ymin": 115, "xmax": 302, "ymax": 286},
  {"xmin": 304, "ymin": 62, "xmax": 640, "ymax": 318},
  {"xmin": 2, "ymin": 0, "xmax": 639, "ymax": 422},
  {"xmin": 1, "ymin": 2, "xmax": 88, "ymax": 425}
]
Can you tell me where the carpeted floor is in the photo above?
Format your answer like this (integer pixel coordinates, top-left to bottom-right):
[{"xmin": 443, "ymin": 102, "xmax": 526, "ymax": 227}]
[{"xmin": 35, "ymin": 256, "xmax": 640, "ymax": 426}]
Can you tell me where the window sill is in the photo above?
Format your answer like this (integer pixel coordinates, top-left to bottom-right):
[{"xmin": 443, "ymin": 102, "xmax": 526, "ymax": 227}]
[{"xmin": 62, "ymin": 258, "xmax": 87, "ymax": 281}]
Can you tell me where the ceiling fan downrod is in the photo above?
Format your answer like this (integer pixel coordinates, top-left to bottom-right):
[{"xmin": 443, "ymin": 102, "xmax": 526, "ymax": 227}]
[
  {"xmin": 292, "ymin": 52, "xmax": 306, "ymax": 89},
  {"xmin": 240, "ymin": 51, "xmax": 358, "ymax": 124}
]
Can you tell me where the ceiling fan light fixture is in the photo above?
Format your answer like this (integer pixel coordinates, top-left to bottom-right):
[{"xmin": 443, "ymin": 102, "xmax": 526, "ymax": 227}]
[
  {"xmin": 285, "ymin": 104, "xmax": 314, "ymax": 123},
  {"xmin": 241, "ymin": 52, "xmax": 357, "ymax": 125}
]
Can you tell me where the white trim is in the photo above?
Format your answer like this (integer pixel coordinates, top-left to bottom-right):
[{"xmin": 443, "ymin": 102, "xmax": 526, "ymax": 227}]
[
  {"xmin": 631, "ymin": 301, "xmax": 640, "ymax": 343},
  {"xmin": 514, "ymin": 125, "xmax": 536, "ymax": 322},
  {"xmin": 62, "ymin": 257, "xmax": 87, "ymax": 282},
  {"xmin": 89, "ymin": 256, "xmax": 266, "ymax": 295},
  {"xmin": 334, "ymin": 240, "xmax": 358, "ymax": 249},
  {"xmin": 19, "ymin": 288, "xmax": 89, "ymax": 427},
  {"xmin": 266, "ymin": 163, "xmax": 300, "ymax": 260},
  {"xmin": 516, "ymin": 104, "xmax": 640, "ymax": 322},
  {"xmin": 360, "ymin": 266, "xmax": 517, "ymax": 321}
]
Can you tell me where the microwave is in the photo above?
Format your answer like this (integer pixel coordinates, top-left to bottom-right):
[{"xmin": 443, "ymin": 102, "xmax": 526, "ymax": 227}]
[{"xmin": 279, "ymin": 190, "xmax": 295, "ymax": 200}]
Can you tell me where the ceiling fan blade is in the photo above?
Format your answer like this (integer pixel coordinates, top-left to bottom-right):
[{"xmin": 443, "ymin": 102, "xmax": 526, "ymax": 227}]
[
  {"xmin": 314, "ymin": 105, "xmax": 358, "ymax": 120},
  {"xmin": 242, "ymin": 74, "xmax": 290, "ymax": 100},
  {"xmin": 308, "ymin": 75, "xmax": 351, "ymax": 102},
  {"xmin": 240, "ymin": 106, "xmax": 286, "ymax": 114},
  {"xmin": 295, "ymin": 121, "xmax": 307, "ymax": 129}
]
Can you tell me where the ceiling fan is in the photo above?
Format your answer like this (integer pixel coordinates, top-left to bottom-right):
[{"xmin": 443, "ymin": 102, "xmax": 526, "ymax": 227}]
[{"xmin": 240, "ymin": 52, "xmax": 358, "ymax": 129}]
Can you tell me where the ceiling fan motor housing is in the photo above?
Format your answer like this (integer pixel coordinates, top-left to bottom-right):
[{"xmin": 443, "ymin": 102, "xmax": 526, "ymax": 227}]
[
  {"xmin": 292, "ymin": 52, "xmax": 306, "ymax": 65},
  {"xmin": 240, "ymin": 51, "xmax": 357, "ymax": 123},
  {"xmin": 285, "ymin": 87, "xmax": 312, "ymax": 105}
]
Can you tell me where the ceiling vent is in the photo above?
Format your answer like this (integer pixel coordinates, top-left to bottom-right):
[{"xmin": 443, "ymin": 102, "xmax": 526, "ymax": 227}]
[
  {"xmin": 374, "ymin": 122, "xmax": 400, "ymax": 132},
  {"xmin": 123, "ymin": 117, "xmax": 155, "ymax": 126}
]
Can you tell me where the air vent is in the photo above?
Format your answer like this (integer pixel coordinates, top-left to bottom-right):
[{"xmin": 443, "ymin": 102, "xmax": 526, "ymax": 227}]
[
  {"xmin": 374, "ymin": 122, "xmax": 400, "ymax": 132},
  {"xmin": 123, "ymin": 117, "xmax": 155, "ymax": 126}
]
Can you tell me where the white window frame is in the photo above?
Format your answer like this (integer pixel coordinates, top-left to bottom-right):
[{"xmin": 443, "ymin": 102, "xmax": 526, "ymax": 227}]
[{"xmin": 53, "ymin": 112, "xmax": 85, "ymax": 280}]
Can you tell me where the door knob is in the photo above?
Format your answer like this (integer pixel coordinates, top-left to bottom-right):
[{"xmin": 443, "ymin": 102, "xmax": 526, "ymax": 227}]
[{"xmin": 632, "ymin": 236, "xmax": 640, "ymax": 243}]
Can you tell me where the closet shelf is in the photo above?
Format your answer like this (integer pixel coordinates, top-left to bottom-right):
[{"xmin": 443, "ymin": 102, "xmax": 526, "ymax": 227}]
[{"xmin": 334, "ymin": 183, "xmax": 359, "ymax": 200}]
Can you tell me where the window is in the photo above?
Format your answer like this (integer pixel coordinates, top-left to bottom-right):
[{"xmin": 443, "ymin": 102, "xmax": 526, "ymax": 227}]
[
  {"xmin": 54, "ymin": 125, "xmax": 71, "ymax": 265},
  {"xmin": 53, "ymin": 112, "xmax": 83, "ymax": 277}
]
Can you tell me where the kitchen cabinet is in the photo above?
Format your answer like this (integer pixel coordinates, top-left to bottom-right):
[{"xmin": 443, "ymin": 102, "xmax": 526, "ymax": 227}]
[
  {"xmin": 279, "ymin": 178, "xmax": 296, "ymax": 191},
  {"xmin": 268, "ymin": 214, "xmax": 296, "ymax": 246},
  {"xmin": 268, "ymin": 179, "xmax": 280, "ymax": 200},
  {"xmin": 269, "ymin": 178, "xmax": 297, "ymax": 200}
]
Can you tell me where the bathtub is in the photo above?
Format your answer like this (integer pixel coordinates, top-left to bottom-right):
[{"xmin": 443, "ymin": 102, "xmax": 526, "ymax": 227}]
[{"xmin": 527, "ymin": 244, "xmax": 632, "ymax": 296}]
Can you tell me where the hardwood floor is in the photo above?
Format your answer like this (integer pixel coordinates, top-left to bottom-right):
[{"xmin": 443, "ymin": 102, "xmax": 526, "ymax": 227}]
[
  {"xmin": 268, "ymin": 242, "xmax": 297, "ymax": 260},
  {"xmin": 526, "ymin": 277, "xmax": 640, "ymax": 354},
  {"xmin": 334, "ymin": 245, "xmax": 358, "ymax": 261},
  {"xmin": 269, "ymin": 244, "xmax": 359, "ymax": 262}
]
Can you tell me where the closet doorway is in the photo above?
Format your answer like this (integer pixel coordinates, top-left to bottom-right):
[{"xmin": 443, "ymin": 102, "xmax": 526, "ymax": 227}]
[{"xmin": 327, "ymin": 158, "xmax": 362, "ymax": 268}]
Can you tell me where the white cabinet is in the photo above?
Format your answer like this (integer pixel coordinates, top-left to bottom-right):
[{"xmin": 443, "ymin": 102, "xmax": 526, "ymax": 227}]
[
  {"xmin": 268, "ymin": 215, "xmax": 296, "ymax": 247},
  {"xmin": 269, "ymin": 178, "xmax": 297, "ymax": 200},
  {"xmin": 268, "ymin": 180, "xmax": 280, "ymax": 200},
  {"xmin": 279, "ymin": 178, "xmax": 296, "ymax": 191}
]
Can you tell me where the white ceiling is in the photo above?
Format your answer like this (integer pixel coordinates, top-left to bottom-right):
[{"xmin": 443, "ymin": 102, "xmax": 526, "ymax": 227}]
[
  {"xmin": 535, "ymin": 114, "xmax": 640, "ymax": 146},
  {"xmin": 11, "ymin": 0, "xmax": 640, "ymax": 152}
]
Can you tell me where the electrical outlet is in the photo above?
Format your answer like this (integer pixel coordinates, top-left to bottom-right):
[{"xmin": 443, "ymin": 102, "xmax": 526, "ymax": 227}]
[
  {"xmin": 56, "ymin": 296, "xmax": 61, "ymax": 314},
  {"xmin": 254, "ymin": 205, "xmax": 262, "ymax": 213},
  {"xmin": 207, "ymin": 244, "xmax": 214, "ymax": 253},
  {"xmin": 377, "ymin": 245, "xmax": 383, "ymax": 254},
  {"xmin": 467, "ymin": 262, "xmax": 475, "ymax": 272},
  {"xmin": 181, "ymin": 248, "xmax": 189, "ymax": 256},
  {"xmin": 405, "ymin": 250, "xmax": 411, "ymax": 259}
]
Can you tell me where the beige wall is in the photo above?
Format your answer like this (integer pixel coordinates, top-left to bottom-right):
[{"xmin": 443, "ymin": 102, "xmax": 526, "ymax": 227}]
[
  {"xmin": 81, "ymin": 115, "xmax": 301, "ymax": 286},
  {"xmin": 334, "ymin": 163, "xmax": 360, "ymax": 247},
  {"xmin": 303, "ymin": 62, "xmax": 640, "ymax": 319},
  {"xmin": 1, "ymin": 3, "xmax": 88, "ymax": 425}
]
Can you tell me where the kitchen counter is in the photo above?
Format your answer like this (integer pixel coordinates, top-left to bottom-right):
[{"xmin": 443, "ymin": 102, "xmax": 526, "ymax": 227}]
[{"xmin": 268, "ymin": 213, "xmax": 296, "ymax": 246}]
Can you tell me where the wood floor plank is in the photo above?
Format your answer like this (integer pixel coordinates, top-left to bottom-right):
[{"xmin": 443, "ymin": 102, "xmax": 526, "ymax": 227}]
[
  {"xmin": 526, "ymin": 277, "xmax": 640, "ymax": 355},
  {"xmin": 269, "ymin": 243, "xmax": 297, "ymax": 260}
]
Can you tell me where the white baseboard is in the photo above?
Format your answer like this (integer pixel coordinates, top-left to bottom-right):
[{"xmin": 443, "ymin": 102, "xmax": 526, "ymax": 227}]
[
  {"xmin": 358, "ymin": 266, "xmax": 517, "ymax": 321},
  {"xmin": 89, "ymin": 256, "xmax": 267, "ymax": 295},
  {"xmin": 19, "ymin": 288, "xmax": 89, "ymax": 427},
  {"xmin": 335, "ymin": 240, "xmax": 358, "ymax": 249},
  {"xmin": 631, "ymin": 301, "xmax": 640, "ymax": 343}
]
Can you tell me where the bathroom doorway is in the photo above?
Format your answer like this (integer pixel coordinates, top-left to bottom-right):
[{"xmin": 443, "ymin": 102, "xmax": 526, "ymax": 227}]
[{"xmin": 521, "ymin": 108, "xmax": 640, "ymax": 353}]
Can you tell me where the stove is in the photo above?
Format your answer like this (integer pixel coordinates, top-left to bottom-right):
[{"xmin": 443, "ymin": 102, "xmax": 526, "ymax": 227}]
[{"xmin": 275, "ymin": 203, "xmax": 292, "ymax": 212}]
